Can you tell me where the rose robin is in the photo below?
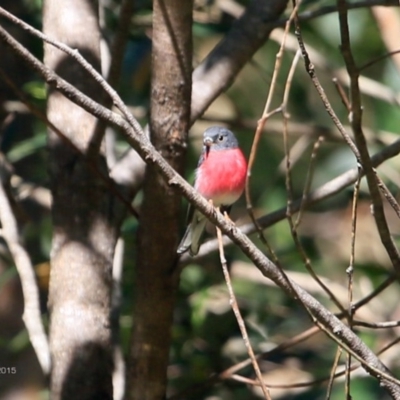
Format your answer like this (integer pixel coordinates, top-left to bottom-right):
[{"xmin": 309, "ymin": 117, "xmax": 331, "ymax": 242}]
[{"xmin": 177, "ymin": 126, "xmax": 247, "ymax": 256}]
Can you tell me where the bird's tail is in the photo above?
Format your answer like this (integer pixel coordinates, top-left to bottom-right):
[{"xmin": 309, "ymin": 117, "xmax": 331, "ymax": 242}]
[{"xmin": 177, "ymin": 213, "xmax": 207, "ymax": 256}]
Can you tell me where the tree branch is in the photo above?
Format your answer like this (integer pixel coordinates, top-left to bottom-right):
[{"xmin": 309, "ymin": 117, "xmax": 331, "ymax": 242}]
[
  {"xmin": 0, "ymin": 166, "xmax": 50, "ymax": 374},
  {"xmin": 337, "ymin": 0, "xmax": 400, "ymax": 279}
]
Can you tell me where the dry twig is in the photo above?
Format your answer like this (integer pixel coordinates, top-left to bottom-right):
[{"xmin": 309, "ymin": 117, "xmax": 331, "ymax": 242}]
[
  {"xmin": 0, "ymin": 175, "xmax": 50, "ymax": 374},
  {"xmin": 345, "ymin": 169, "xmax": 361, "ymax": 399},
  {"xmin": 216, "ymin": 216, "xmax": 271, "ymax": 399},
  {"xmin": 245, "ymin": 5, "xmax": 298, "ymax": 259},
  {"xmin": 337, "ymin": 0, "xmax": 400, "ymax": 279},
  {"xmin": 326, "ymin": 348, "xmax": 343, "ymax": 399}
]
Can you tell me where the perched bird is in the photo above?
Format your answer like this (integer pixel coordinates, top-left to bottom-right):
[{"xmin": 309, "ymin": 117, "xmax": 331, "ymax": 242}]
[{"xmin": 177, "ymin": 126, "xmax": 247, "ymax": 256}]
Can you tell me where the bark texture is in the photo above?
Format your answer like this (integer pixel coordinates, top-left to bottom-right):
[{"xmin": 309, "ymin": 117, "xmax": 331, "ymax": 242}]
[
  {"xmin": 126, "ymin": 0, "xmax": 193, "ymax": 399},
  {"xmin": 43, "ymin": 1, "xmax": 115, "ymax": 398}
]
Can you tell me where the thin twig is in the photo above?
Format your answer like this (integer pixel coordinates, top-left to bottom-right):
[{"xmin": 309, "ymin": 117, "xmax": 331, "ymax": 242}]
[
  {"xmin": 326, "ymin": 347, "xmax": 342, "ymax": 399},
  {"xmin": 360, "ymin": 49, "xmax": 400, "ymax": 72},
  {"xmin": 282, "ymin": 51, "xmax": 347, "ymax": 314},
  {"xmin": 245, "ymin": 5, "xmax": 299, "ymax": 261},
  {"xmin": 245, "ymin": 2, "xmax": 291, "ymax": 168},
  {"xmin": 377, "ymin": 336, "xmax": 400, "ymax": 354},
  {"xmin": 337, "ymin": 0, "xmax": 400, "ymax": 279},
  {"xmin": 294, "ymin": 136, "xmax": 324, "ymax": 228},
  {"xmin": 376, "ymin": 174, "xmax": 400, "ymax": 219},
  {"xmin": 90, "ymin": 0, "xmax": 136, "ymax": 156},
  {"xmin": 345, "ymin": 167, "xmax": 361, "ymax": 400},
  {"xmin": 216, "ymin": 219, "xmax": 271, "ymax": 400},
  {"xmin": 352, "ymin": 273, "xmax": 396, "ymax": 310},
  {"xmin": 0, "ymin": 173, "xmax": 50, "ymax": 374},
  {"xmin": 353, "ymin": 320, "xmax": 400, "ymax": 329},
  {"xmin": 278, "ymin": 134, "xmax": 313, "ymax": 173},
  {"xmin": 333, "ymin": 77, "xmax": 352, "ymax": 112},
  {"xmin": 293, "ymin": 4, "xmax": 361, "ymax": 161}
]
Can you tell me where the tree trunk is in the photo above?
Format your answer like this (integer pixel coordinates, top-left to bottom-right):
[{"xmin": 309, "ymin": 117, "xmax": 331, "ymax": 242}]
[
  {"xmin": 43, "ymin": 0, "xmax": 115, "ymax": 398},
  {"xmin": 126, "ymin": 0, "xmax": 193, "ymax": 399}
]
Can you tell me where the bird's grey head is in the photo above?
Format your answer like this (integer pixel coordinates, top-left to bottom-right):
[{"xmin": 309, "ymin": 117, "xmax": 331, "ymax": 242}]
[{"xmin": 203, "ymin": 126, "xmax": 239, "ymax": 151}]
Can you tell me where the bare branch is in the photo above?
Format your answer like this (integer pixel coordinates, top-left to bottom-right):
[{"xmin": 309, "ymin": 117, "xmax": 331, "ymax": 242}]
[
  {"xmin": 337, "ymin": 0, "xmax": 400, "ymax": 279},
  {"xmin": 0, "ymin": 168, "xmax": 50, "ymax": 374},
  {"xmin": 353, "ymin": 320, "xmax": 400, "ymax": 329},
  {"xmin": 245, "ymin": 7, "xmax": 296, "ymax": 258},
  {"xmin": 216, "ymin": 221, "xmax": 271, "ymax": 400},
  {"xmin": 327, "ymin": 348, "xmax": 343, "ymax": 399},
  {"xmin": 293, "ymin": 5, "xmax": 361, "ymax": 160},
  {"xmin": 281, "ymin": 48, "xmax": 348, "ymax": 315},
  {"xmin": 345, "ymin": 168, "xmax": 361, "ymax": 398},
  {"xmin": 91, "ymin": 0, "xmax": 136, "ymax": 155}
]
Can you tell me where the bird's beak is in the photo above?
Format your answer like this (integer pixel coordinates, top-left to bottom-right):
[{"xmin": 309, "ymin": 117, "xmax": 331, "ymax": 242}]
[{"xmin": 203, "ymin": 136, "xmax": 213, "ymax": 147}]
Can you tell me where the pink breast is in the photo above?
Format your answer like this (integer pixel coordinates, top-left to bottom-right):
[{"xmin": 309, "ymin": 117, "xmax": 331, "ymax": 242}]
[{"xmin": 195, "ymin": 148, "xmax": 247, "ymax": 206}]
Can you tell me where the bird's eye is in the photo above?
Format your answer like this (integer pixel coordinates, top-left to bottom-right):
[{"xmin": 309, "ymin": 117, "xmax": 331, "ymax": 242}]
[{"xmin": 218, "ymin": 135, "xmax": 224, "ymax": 141}]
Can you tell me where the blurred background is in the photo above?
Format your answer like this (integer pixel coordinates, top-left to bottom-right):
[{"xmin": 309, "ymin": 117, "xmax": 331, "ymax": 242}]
[{"xmin": 0, "ymin": 0, "xmax": 400, "ymax": 398}]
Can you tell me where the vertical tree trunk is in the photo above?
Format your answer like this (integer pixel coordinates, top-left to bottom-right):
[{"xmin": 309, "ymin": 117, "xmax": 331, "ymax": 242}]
[
  {"xmin": 126, "ymin": 0, "xmax": 193, "ymax": 399},
  {"xmin": 43, "ymin": 1, "xmax": 116, "ymax": 398}
]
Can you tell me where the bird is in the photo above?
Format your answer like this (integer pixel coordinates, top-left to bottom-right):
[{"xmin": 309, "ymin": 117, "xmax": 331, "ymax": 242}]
[{"xmin": 177, "ymin": 126, "xmax": 247, "ymax": 256}]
